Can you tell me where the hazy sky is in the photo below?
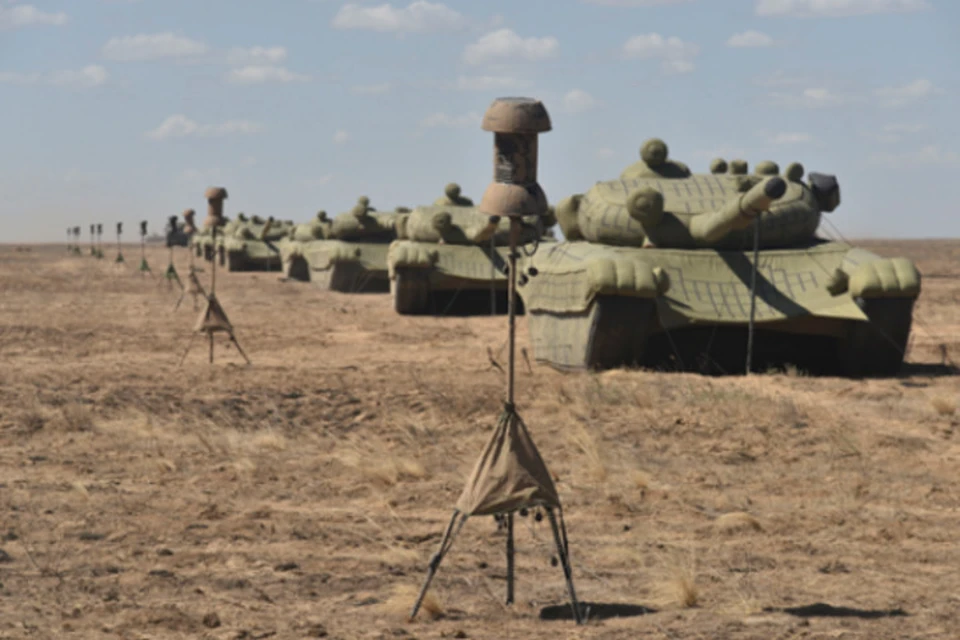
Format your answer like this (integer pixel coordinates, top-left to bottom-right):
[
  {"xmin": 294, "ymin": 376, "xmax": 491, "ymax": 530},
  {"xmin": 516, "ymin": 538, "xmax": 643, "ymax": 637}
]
[{"xmin": 1, "ymin": 0, "xmax": 957, "ymax": 242}]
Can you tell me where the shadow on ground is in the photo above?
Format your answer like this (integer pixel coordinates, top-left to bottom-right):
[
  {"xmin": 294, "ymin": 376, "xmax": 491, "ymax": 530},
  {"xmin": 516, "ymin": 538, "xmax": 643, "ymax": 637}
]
[
  {"xmin": 764, "ymin": 603, "xmax": 908, "ymax": 619},
  {"xmin": 539, "ymin": 602, "xmax": 656, "ymax": 622}
]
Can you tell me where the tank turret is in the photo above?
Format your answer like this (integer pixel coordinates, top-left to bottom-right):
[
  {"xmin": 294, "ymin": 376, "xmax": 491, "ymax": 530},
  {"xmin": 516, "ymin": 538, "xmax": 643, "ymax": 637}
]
[{"xmin": 556, "ymin": 140, "xmax": 835, "ymax": 250}]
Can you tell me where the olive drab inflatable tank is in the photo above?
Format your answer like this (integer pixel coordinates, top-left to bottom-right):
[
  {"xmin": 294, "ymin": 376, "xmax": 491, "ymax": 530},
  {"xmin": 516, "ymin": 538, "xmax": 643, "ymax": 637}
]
[
  {"xmin": 278, "ymin": 196, "xmax": 410, "ymax": 292},
  {"xmin": 387, "ymin": 183, "xmax": 556, "ymax": 315},
  {"xmin": 216, "ymin": 214, "xmax": 297, "ymax": 272},
  {"xmin": 517, "ymin": 138, "xmax": 922, "ymax": 376}
]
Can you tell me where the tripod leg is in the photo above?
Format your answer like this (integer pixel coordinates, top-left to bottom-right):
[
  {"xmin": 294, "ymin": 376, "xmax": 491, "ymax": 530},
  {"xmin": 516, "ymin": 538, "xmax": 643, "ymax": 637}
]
[
  {"xmin": 229, "ymin": 333, "xmax": 252, "ymax": 365},
  {"xmin": 506, "ymin": 512, "xmax": 515, "ymax": 605},
  {"xmin": 411, "ymin": 512, "xmax": 466, "ymax": 621},
  {"xmin": 178, "ymin": 332, "xmax": 198, "ymax": 366},
  {"xmin": 208, "ymin": 332, "xmax": 214, "ymax": 364},
  {"xmin": 546, "ymin": 508, "xmax": 582, "ymax": 624}
]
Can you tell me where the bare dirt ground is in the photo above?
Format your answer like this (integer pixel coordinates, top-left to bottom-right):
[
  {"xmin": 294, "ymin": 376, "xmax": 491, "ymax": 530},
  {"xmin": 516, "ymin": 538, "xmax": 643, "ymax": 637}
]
[{"xmin": 1, "ymin": 240, "xmax": 958, "ymax": 640}]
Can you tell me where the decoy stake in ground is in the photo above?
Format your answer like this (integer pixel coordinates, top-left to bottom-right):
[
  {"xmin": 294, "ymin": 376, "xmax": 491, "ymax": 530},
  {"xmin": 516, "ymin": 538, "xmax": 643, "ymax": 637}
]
[
  {"xmin": 178, "ymin": 188, "xmax": 250, "ymax": 365},
  {"xmin": 410, "ymin": 98, "xmax": 583, "ymax": 625}
]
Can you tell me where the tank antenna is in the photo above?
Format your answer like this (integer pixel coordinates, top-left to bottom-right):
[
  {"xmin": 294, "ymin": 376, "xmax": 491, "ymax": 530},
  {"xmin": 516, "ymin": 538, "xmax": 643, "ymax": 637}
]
[{"xmin": 746, "ymin": 215, "xmax": 761, "ymax": 374}]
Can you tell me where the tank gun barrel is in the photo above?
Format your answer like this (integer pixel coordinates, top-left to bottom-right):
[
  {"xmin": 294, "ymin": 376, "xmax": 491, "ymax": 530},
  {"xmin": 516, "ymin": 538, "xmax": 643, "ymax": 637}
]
[
  {"xmin": 688, "ymin": 177, "xmax": 786, "ymax": 244},
  {"xmin": 259, "ymin": 216, "xmax": 274, "ymax": 240}
]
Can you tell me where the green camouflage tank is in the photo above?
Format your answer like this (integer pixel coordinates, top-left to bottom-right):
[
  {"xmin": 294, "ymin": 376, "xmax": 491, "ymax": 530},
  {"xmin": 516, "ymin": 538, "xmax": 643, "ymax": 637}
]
[
  {"xmin": 388, "ymin": 183, "xmax": 556, "ymax": 315},
  {"xmin": 279, "ymin": 196, "xmax": 409, "ymax": 292},
  {"xmin": 216, "ymin": 214, "xmax": 296, "ymax": 272},
  {"xmin": 517, "ymin": 138, "xmax": 921, "ymax": 376}
]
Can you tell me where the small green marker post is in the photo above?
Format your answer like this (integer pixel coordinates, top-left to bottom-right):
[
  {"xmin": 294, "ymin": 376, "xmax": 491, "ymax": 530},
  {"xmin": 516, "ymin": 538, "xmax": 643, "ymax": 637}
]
[
  {"xmin": 115, "ymin": 222, "xmax": 125, "ymax": 264},
  {"xmin": 139, "ymin": 221, "xmax": 151, "ymax": 274}
]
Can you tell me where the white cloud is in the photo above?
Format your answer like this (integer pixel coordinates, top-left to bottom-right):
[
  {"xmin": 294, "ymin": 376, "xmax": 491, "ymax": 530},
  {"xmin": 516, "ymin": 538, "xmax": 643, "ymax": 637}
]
[
  {"xmin": 756, "ymin": 0, "xmax": 930, "ymax": 17},
  {"xmin": 622, "ymin": 33, "xmax": 699, "ymax": 74},
  {"xmin": 727, "ymin": 30, "xmax": 775, "ymax": 47},
  {"xmin": 562, "ymin": 89, "xmax": 599, "ymax": 114},
  {"xmin": 456, "ymin": 75, "xmax": 521, "ymax": 91},
  {"xmin": 351, "ymin": 83, "xmax": 393, "ymax": 94},
  {"xmin": 49, "ymin": 65, "xmax": 109, "ymax": 88},
  {"xmin": 0, "ymin": 4, "xmax": 68, "ymax": 29},
  {"xmin": 769, "ymin": 86, "xmax": 849, "ymax": 108},
  {"xmin": 103, "ymin": 32, "xmax": 209, "ymax": 61},
  {"xmin": 769, "ymin": 132, "xmax": 812, "ymax": 144},
  {"xmin": 0, "ymin": 65, "xmax": 108, "ymax": 88},
  {"xmin": 874, "ymin": 78, "xmax": 940, "ymax": 108},
  {"xmin": 303, "ymin": 174, "xmax": 335, "ymax": 189},
  {"xmin": 869, "ymin": 145, "xmax": 959, "ymax": 168},
  {"xmin": 332, "ymin": 1, "xmax": 465, "ymax": 32},
  {"xmin": 754, "ymin": 69, "xmax": 808, "ymax": 87},
  {"xmin": 463, "ymin": 29, "xmax": 559, "ymax": 66},
  {"xmin": 582, "ymin": 0, "xmax": 694, "ymax": 5},
  {"xmin": 226, "ymin": 65, "xmax": 309, "ymax": 85},
  {"xmin": 146, "ymin": 115, "xmax": 262, "ymax": 140},
  {"xmin": 864, "ymin": 123, "xmax": 928, "ymax": 143},
  {"xmin": 333, "ymin": 130, "xmax": 350, "ymax": 144},
  {"xmin": 420, "ymin": 111, "xmax": 482, "ymax": 128},
  {"xmin": 226, "ymin": 46, "xmax": 288, "ymax": 66},
  {"xmin": 596, "ymin": 147, "xmax": 616, "ymax": 159}
]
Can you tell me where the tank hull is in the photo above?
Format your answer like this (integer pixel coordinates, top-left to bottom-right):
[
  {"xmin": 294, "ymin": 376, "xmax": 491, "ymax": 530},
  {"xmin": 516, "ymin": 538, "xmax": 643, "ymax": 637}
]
[
  {"xmin": 223, "ymin": 240, "xmax": 284, "ymax": 272},
  {"xmin": 281, "ymin": 240, "xmax": 391, "ymax": 293},
  {"xmin": 387, "ymin": 240, "xmax": 531, "ymax": 316},
  {"xmin": 519, "ymin": 240, "xmax": 920, "ymax": 376}
]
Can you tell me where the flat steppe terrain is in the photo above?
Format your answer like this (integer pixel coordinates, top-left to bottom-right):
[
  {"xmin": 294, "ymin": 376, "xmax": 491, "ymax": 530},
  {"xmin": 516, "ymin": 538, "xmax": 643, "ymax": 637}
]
[{"xmin": 1, "ymin": 240, "xmax": 958, "ymax": 639}]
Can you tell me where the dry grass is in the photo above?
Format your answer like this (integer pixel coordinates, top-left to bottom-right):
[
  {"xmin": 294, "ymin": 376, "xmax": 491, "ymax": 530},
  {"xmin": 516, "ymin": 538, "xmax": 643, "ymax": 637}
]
[
  {"xmin": 334, "ymin": 437, "xmax": 428, "ymax": 487},
  {"xmin": 384, "ymin": 583, "xmax": 445, "ymax": 621},
  {"xmin": 651, "ymin": 549, "xmax": 700, "ymax": 609},
  {"xmin": 930, "ymin": 396, "xmax": 956, "ymax": 416},
  {"xmin": 714, "ymin": 511, "xmax": 763, "ymax": 534},
  {"xmin": 2, "ymin": 243, "xmax": 960, "ymax": 639},
  {"xmin": 566, "ymin": 419, "xmax": 609, "ymax": 484}
]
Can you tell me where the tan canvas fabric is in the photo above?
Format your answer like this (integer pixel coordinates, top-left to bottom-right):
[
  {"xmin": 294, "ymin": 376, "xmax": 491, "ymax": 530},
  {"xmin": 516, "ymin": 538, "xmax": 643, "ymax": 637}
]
[
  {"xmin": 455, "ymin": 409, "xmax": 560, "ymax": 517},
  {"xmin": 194, "ymin": 296, "xmax": 233, "ymax": 333}
]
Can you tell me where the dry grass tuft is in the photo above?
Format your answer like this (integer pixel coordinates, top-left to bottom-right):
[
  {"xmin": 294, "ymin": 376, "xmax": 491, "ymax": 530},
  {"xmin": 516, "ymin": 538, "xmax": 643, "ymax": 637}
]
[
  {"xmin": 567, "ymin": 420, "xmax": 608, "ymax": 484},
  {"xmin": 53, "ymin": 403, "xmax": 95, "ymax": 432},
  {"xmin": 71, "ymin": 481, "xmax": 91, "ymax": 501},
  {"xmin": 17, "ymin": 401, "xmax": 49, "ymax": 433},
  {"xmin": 930, "ymin": 397, "xmax": 956, "ymax": 416},
  {"xmin": 630, "ymin": 469, "xmax": 653, "ymax": 490},
  {"xmin": 652, "ymin": 550, "xmax": 700, "ymax": 609},
  {"xmin": 378, "ymin": 546, "xmax": 421, "ymax": 567},
  {"xmin": 250, "ymin": 429, "xmax": 288, "ymax": 451},
  {"xmin": 336, "ymin": 439, "xmax": 428, "ymax": 487},
  {"xmin": 714, "ymin": 511, "xmax": 763, "ymax": 534},
  {"xmin": 383, "ymin": 583, "xmax": 444, "ymax": 621}
]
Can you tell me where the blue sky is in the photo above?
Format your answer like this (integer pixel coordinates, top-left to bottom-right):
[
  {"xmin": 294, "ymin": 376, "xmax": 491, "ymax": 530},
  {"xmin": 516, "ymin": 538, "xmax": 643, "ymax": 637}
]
[{"xmin": 1, "ymin": 0, "xmax": 957, "ymax": 242}]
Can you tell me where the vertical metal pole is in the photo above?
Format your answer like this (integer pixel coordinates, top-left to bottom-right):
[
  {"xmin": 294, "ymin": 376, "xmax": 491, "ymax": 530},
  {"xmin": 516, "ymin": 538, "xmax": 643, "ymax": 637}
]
[
  {"xmin": 490, "ymin": 235, "xmax": 496, "ymax": 316},
  {"xmin": 506, "ymin": 220, "xmax": 519, "ymax": 406},
  {"xmin": 506, "ymin": 512, "xmax": 515, "ymax": 604},
  {"xmin": 746, "ymin": 216, "xmax": 760, "ymax": 375},
  {"xmin": 209, "ymin": 333, "xmax": 214, "ymax": 364},
  {"xmin": 210, "ymin": 226, "xmax": 218, "ymax": 295}
]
